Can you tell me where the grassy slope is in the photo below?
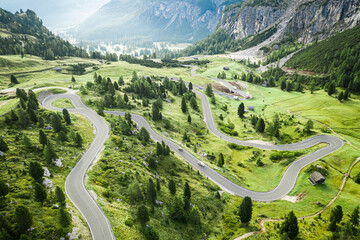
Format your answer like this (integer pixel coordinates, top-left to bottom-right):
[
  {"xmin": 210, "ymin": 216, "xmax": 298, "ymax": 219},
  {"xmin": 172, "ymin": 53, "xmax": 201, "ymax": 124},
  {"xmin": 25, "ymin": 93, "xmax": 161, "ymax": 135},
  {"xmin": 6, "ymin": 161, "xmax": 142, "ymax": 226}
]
[
  {"xmin": 0, "ymin": 110, "xmax": 94, "ymax": 239},
  {"xmin": 285, "ymin": 25, "xmax": 360, "ymax": 72}
]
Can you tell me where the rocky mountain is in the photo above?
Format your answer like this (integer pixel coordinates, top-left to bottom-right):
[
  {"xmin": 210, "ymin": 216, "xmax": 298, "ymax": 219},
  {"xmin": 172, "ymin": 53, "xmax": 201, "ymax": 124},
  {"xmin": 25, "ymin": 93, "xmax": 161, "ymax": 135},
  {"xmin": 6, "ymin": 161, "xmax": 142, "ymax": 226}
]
[
  {"xmin": 218, "ymin": 0, "xmax": 360, "ymax": 44},
  {"xmin": 72, "ymin": 0, "xmax": 242, "ymax": 42}
]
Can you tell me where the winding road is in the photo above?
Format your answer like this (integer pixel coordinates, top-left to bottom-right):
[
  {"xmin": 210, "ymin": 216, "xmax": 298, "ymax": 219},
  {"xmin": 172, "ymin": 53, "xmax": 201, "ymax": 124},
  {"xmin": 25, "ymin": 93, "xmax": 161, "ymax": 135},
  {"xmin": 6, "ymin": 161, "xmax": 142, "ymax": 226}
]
[{"xmin": 41, "ymin": 87, "xmax": 344, "ymax": 239}]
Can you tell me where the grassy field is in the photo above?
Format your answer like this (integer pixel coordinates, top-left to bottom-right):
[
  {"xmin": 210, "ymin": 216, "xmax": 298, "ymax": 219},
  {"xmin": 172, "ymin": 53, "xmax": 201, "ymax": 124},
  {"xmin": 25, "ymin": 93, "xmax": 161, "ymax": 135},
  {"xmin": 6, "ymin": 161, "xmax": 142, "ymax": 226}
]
[
  {"xmin": 0, "ymin": 98, "xmax": 18, "ymax": 115},
  {"xmin": 52, "ymin": 98, "xmax": 75, "ymax": 108}
]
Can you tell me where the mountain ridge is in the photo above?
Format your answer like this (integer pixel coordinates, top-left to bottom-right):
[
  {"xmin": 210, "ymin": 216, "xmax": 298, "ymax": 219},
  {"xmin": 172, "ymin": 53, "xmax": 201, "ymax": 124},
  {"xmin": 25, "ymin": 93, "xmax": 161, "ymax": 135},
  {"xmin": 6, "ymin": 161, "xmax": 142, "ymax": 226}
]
[{"xmin": 72, "ymin": 0, "xmax": 242, "ymax": 43}]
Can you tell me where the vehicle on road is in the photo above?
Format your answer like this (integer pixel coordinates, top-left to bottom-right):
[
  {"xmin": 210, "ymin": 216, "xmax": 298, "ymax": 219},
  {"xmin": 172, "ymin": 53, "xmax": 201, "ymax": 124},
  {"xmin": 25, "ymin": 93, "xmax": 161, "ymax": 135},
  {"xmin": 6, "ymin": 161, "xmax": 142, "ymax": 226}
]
[
  {"xmin": 197, "ymin": 161, "xmax": 205, "ymax": 167},
  {"xmin": 178, "ymin": 148, "xmax": 183, "ymax": 151}
]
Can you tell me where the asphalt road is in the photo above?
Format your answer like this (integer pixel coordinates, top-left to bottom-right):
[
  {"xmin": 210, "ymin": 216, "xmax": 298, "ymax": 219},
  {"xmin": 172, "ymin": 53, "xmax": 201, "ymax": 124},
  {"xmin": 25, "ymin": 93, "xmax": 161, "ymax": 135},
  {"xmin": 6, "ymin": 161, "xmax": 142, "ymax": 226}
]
[
  {"xmin": 41, "ymin": 88, "xmax": 344, "ymax": 239},
  {"xmin": 42, "ymin": 94, "xmax": 115, "ymax": 240},
  {"xmin": 106, "ymin": 90, "xmax": 344, "ymax": 201}
]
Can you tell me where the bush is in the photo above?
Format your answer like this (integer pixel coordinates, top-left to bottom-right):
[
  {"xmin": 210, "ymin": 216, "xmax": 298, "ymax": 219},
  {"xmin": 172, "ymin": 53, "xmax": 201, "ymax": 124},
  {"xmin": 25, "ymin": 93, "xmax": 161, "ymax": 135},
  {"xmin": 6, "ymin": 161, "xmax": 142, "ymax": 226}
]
[{"xmin": 355, "ymin": 172, "xmax": 360, "ymax": 184}]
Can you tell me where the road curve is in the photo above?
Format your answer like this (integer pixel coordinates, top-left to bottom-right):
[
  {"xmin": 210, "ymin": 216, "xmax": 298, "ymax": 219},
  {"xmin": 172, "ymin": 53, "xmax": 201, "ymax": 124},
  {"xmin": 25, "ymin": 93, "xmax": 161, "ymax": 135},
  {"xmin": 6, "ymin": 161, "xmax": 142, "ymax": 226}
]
[
  {"xmin": 41, "ymin": 87, "xmax": 344, "ymax": 239},
  {"xmin": 106, "ymin": 90, "xmax": 343, "ymax": 201},
  {"xmin": 42, "ymin": 93, "xmax": 115, "ymax": 240}
]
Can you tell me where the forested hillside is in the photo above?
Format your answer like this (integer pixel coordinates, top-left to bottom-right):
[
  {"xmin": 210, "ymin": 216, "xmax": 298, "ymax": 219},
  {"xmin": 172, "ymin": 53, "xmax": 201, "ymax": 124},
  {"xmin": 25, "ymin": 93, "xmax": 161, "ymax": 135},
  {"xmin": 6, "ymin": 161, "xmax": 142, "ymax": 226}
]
[
  {"xmin": 286, "ymin": 25, "xmax": 360, "ymax": 92},
  {"xmin": 0, "ymin": 8, "xmax": 87, "ymax": 59}
]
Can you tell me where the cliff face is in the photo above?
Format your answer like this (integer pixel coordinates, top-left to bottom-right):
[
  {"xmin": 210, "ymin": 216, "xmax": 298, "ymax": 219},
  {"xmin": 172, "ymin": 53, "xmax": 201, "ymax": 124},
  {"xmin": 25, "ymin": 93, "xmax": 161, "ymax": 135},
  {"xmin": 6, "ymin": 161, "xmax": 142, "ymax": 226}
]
[
  {"xmin": 219, "ymin": 5, "xmax": 285, "ymax": 40},
  {"xmin": 74, "ymin": 0, "xmax": 237, "ymax": 42},
  {"xmin": 218, "ymin": 0, "xmax": 360, "ymax": 43},
  {"xmin": 286, "ymin": 0, "xmax": 360, "ymax": 43}
]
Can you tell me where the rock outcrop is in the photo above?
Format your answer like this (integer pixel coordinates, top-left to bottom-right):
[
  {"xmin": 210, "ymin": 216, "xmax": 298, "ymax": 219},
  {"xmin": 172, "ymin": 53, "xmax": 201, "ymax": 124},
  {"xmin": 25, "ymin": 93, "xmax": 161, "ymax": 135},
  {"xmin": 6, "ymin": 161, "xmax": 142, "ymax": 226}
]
[{"xmin": 218, "ymin": 0, "xmax": 360, "ymax": 44}]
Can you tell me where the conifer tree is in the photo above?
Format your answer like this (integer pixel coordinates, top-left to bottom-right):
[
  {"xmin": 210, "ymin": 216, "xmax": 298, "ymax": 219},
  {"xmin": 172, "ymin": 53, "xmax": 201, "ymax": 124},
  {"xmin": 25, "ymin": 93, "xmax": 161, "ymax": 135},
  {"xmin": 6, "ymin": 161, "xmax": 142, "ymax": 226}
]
[
  {"xmin": 62, "ymin": 109, "xmax": 71, "ymax": 125},
  {"xmin": 15, "ymin": 205, "xmax": 32, "ymax": 233},
  {"xmin": 51, "ymin": 114, "xmax": 62, "ymax": 133},
  {"xmin": 255, "ymin": 118, "xmax": 265, "ymax": 133},
  {"xmin": 39, "ymin": 130, "xmax": 48, "ymax": 148},
  {"xmin": 34, "ymin": 183, "xmax": 47, "ymax": 204},
  {"xmin": 280, "ymin": 211, "xmax": 299, "ymax": 239},
  {"xmin": 181, "ymin": 97, "xmax": 187, "ymax": 113},
  {"xmin": 168, "ymin": 180, "xmax": 176, "ymax": 196},
  {"xmin": 137, "ymin": 205, "xmax": 149, "ymax": 226},
  {"xmin": 0, "ymin": 137, "xmax": 9, "ymax": 152},
  {"xmin": 238, "ymin": 102, "xmax": 245, "ymax": 118},
  {"xmin": 55, "ymin": 186, "xmax": 66, "ymax": 206},
  {"xmin": 59, "ymin": 208, "xmax": 70, "ymax": 227},
  {"xmin": 29, "ymin": 162, "xmax": 44, "ymax": 182},
  {"xmin": 218, "ymin": 153, "xmax": 225, "ymax": 167},
  {"xmin": 238, "ymin": 196, "xmax": 252, "ymax": 224},
  {"xmin": 147, "ymin": 178, "xmax": 156, "ymax": 203}
]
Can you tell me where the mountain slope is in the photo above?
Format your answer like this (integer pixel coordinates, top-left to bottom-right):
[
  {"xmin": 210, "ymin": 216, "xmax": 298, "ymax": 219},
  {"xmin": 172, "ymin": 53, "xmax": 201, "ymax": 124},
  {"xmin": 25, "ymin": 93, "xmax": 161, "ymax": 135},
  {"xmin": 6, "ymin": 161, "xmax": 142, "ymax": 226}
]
[
  {"xmin": 183, "ymin": 0, "xmax": 360, "ymax": 58},
  {"xmin": 0, "ymin": 8, "xmax": 87, "ymax": 58},
  {"xmin": 72, "ymin": 0, "xmax": 242, "ymax": 43}
]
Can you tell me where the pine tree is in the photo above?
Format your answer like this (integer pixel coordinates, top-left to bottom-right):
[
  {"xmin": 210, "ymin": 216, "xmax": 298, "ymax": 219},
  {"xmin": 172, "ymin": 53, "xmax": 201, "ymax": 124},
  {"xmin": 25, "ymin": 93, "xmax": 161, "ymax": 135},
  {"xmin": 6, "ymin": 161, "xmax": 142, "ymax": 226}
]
[
  {"xmin": 238, "ymin": 102, "xmax": 245, "ymax": 118},
  {"xmin": 184, "ymin": 182, "xmax": 191, "ymax": 200},
  {"xmin": 38, "ymin": 116, "xmax": 44, "ymax": 128},
  {"xmin": 51, "ymin": 114, "xmax": 62, "ymax": 132},
  {"xmin": 28, "ymin": 109, "xmax": 38, "ymax": 123},
  {"xmin": 55, "ymin": 186, "xmax": 66, "ymax": 206},
  {"xmin": 238, "ymin": 196, "xmax": 252, "ymax": 224},
  {"xmin": 280, "ymin": 211, "xmax": 299, "ymax": 239},
  {"xmin": 0, "ymin": 180, "xmax": 9, "ymax": 198},
  {"xmin": 137, "ymin": 205, "xmax": 149, "ymax": 226},
  {"xmin": 62, "ymin": 109, "xmax": 71, "ymax": 125},
  {"xmin": 10, "ymin": 110, "xmax": 18, "ymax": 122},
  {"xmin": 156, "ymin": 178, "xmax": 161, "ymax": 191},
  {"xmin": 350, "ymin": 206, "xmax": 359, "ymax": 229},
  {"xmin": 188, "ymin": 115, "xmax": 191, "ymax": 123},
  {"xmin": 168, "ymin": 180, "xmax": 176, "ymax": 195},
  {"xmin": 124, "ymin": 93, "xmax": 129, "ymax": 103},
  {"xmin": 34, "ymin": 183, "xmax": 47, "ymax": 204},
  {"xmin": 75, "ymin": 133, "xmax": 83, "ymax": 147},
  {"xmin": 281, "ymin": 80, "xmax": 286, "ymax": 91},
  {"xmin": 190, "ymin": 97, "xmax": 198, "ymax": 111},
  {"xmin": 332, "ymin": 205, "xmax": 343, "ymax": 223},
  {"xmin": 29, "ymin": 162, "xmax": 44, "ymax": 182},
  {"xmin": 147, "ymin": 179, "xmax": 156, "ymax": 203},
  {"xmin": 181, "ymin": 97, "xmax": 187, "ymax": 113},
  {"xmin": 255, "ymin": 118, "xmax": 265, "ymax": 133},
  {"xmin": 15, "ymin": 205, "xmax": 32, "ymax": 233},
  {"xmin": 338, "ymin": 91, "xmax": 344, "ymax": 102},
  {"xmin": 0, "ymin": 137, "xmax": 9, "ymax": 152},
  {"xmin": 17, "ymin": 108, "xmax": 30, "ymax": 128},
  {"xmin": 39, "ymin": 130, "xmax": 48, "ymax": 148},
  {"xmin": 108, "ymin": 81, "xmax": 115, "ymax": 96},
  {"xmin": 10, "ymin": 75, "xmax": 19, "ymax": 84},
  {"xmin": 304, "ymin": 120, "xmax": 314, "ymax": 134},
  {"xmin": 71, "ymin": 75, "xmax": 76, "ymax": 83},
  {"xmin": 139, "ymin": 127, "xmax": 150, "ymax": 144},
  {"xmin": 118, "ymin": 76, "xmax": 124, "ymax": 86},
  {"xmin": 22, "ymin": 134, "xmax": 32, "ymax": 149},
  {"xmin": 189, "ymin": 82, "xmax": 193, "ymax": 91},
  {"xmin": 44, "ymin": 143, "xmax": 57, "ymax": 164},
  {"xmin": 218, "ymin": 153, "xmax": 225, "ymax": 167},
  {"xmin": 113, "ymin": 81, "xmax": 119, "ymax": 90},
  {"xmin": 59, "ymin": 208, "xmax": 70, "ymax": 227},
  {"xmin": 206, "ymin": 84, "xmax": 213, "ymax": 97}
]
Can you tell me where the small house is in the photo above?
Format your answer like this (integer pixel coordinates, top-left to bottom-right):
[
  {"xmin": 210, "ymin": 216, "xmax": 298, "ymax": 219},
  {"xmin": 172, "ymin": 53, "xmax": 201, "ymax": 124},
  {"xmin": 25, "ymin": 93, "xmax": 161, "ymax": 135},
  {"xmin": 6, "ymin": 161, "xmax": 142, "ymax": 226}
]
[
  {"xmin": 223, "ymin": 66, "xmax": 230, "ymax": 71},
  {"xmin": 248, "ymin": 106, "xmax": 255, "ymax": 111},
  {"xmin": 309, "ymin": 172, "xmax": 326, "ymax": 185},
  {"xmin": 55, "ymin": 67, "xmax": 62, "ymax": 72}
]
